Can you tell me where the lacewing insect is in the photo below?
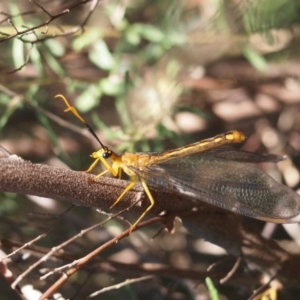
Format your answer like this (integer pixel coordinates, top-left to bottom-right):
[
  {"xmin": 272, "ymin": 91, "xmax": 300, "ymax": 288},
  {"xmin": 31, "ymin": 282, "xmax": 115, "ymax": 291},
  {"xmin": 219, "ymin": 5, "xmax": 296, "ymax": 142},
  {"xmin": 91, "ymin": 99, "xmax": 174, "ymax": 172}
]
[{"xmin": 56, "ymin": 94, "xmax": 300, "ymax": 232}]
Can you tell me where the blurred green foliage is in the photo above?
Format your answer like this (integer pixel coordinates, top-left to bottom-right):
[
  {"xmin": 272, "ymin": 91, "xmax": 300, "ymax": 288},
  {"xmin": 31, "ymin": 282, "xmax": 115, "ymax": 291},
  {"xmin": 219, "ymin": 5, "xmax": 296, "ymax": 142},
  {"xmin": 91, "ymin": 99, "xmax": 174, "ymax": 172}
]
[
  {"xmin": 1, "ymin": 0, "xmax": 300, "ymax": 154},
  {"xmin": 1, "ymin": 1, "xmax": 300, "ymax": 299}
]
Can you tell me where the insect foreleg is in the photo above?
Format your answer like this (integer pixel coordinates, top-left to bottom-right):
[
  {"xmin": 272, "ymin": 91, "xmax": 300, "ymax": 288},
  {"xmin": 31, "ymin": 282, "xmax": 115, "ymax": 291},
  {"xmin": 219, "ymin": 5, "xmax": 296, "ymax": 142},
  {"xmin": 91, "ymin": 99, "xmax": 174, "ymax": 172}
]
[
  {"xmin": 94, "ymin": 169, "xmax": 110, "ymax": 178},
  {"xmin": 98, "ymin": 157, "xmax": 118, "ymax": 177},
  {"xmin": 84, "ymin": 158, "xmax": 101, "ymax": 173},
  {"xmin": 84, "ymin": 157, "xmax": 117, "ymax": 178}
]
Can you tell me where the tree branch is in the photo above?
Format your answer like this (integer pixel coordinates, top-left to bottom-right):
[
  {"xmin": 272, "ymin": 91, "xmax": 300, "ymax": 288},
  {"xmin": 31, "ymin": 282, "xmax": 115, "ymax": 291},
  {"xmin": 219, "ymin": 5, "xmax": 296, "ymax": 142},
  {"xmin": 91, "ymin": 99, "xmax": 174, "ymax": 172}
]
[{"xmin": 0, "ymin": 155, "xmax": 299, "ymax": 287}]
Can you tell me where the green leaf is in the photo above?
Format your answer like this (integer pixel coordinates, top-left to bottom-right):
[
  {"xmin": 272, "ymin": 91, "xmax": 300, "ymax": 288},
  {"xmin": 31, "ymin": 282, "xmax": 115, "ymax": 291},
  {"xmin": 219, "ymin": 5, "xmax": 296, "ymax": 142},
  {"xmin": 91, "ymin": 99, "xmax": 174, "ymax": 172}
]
[
  {"xmin": 163, "ymin": 31, "xmax": 185, "ymax": 47},
  {"xmin": 125, "ymin": 25, "xmax": 141, "ymax": 45},
  {"xmin": 125, "ymin": 23, "xmax": 165, "ymax": 44},
  {"xmin": 75, "ymin": 83, "xmax": 102, "ymax": 112},
  {"xmin": 205, "ymin": 277, "xmax": 219, "ymax": 300},
  {"xmin": 0, "ymin": 99, "xmax": 22, "ymax": 131},
  {"xmin": 72, "ymin": 28, "xmax": 102, "ymax": 51},
  {"xmin": 12, "ymin": 38, "xmax": 24, "ymax": 69},
  {"xmin": 28, "ymin": 45, "xmax": 43, "ymax": 76},
  {"xmin": 140, "ymin": 24, "xmax": 164, "ymax": 42},
  {"xmin": 0, "ymin": 93, "xmax": 10, "ymax": 105},
  {"xmin": 45, "ymin": 39, "xmax": 65, "ymax": 57},
  {"xmin": 243, "ymin": 45, "xmax": 268, "ymax": 71},
  {"xmin": 100, "ymin": 78, "xmax": 125, "ymax": 96},
  {"xmin": 89, "ymin": 40, "xmax": 115, "ymax": 71},
  {"xmin": 42, "ymin": 48, "xmax": 66, "ymax": 76}
]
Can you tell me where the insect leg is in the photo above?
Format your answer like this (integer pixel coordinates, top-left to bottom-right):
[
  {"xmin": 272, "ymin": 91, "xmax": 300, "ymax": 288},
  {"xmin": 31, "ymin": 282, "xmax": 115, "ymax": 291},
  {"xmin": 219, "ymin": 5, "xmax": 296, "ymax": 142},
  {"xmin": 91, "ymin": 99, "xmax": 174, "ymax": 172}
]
[
  {"xmin": 129, "ymin": 178, "xmax": 154, "ymax": 233},
  {"xmin": 83, "ymin": 158, "xmax": 101, "ymax": 173},
  {"xmin": 98, "ymin": 157, "xmax": 118, "ymax": 177},
  {"xmin": 110, "ymin": 175, "xmax": 137, "ymax": 209},
  {"xmin": 118, "ymin": 168, "xmax": 123, "ymax": 179},
  {"xmin": 83, "ymin": 159, "xmax": 110, "ymax": 182},
  {"xmin": 86, "ymin": 156, "xmax": 118, "ymax": 178},
  {"xmin": 93, "ymin": 169, "xmax": 109, "ymax": 178}
]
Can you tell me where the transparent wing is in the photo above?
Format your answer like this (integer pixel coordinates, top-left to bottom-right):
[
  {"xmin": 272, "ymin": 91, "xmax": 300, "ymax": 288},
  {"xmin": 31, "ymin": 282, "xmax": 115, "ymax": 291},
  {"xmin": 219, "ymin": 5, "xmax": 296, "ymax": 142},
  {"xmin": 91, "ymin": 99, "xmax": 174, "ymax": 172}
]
[
  {"xmin": 130, "ymin": 149, "xmax": 300, "ymax": 223},
  {"xmin": 201, "ymin": 148, "xmax": 287, "ymax": 163}
]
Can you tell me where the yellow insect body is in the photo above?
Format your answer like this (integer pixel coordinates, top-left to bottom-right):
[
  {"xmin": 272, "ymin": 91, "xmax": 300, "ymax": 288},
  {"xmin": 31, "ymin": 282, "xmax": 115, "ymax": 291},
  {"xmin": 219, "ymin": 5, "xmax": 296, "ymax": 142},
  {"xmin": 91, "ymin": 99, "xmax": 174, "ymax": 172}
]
[{"xmin": 56, "ymin": 94, "xmax": 246, "ymax": 232}]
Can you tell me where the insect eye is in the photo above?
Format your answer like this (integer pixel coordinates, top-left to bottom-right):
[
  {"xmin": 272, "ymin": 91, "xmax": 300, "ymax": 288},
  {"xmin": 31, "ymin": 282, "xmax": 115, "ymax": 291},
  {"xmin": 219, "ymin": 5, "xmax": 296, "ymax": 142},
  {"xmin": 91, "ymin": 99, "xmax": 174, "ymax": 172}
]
[{"xmin": 102, "ymin": 151, "xmax": 111, "ymax": 159}]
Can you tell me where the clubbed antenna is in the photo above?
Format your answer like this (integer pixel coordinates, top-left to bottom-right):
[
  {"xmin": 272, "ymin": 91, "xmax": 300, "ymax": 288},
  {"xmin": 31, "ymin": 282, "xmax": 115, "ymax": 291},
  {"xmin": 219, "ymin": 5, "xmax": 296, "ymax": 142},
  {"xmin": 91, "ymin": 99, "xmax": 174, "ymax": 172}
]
[{"xmin": 55, "ymin": 94, "xmax": 107, "ymax": 150}]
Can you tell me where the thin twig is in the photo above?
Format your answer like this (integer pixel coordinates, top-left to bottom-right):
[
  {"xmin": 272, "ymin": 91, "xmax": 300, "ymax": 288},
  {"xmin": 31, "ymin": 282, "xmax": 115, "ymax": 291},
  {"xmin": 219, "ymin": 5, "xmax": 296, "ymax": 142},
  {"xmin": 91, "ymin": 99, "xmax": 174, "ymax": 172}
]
[{"xmin": 89, "ymin": 275, "xmax": 154, "ymax": 298}]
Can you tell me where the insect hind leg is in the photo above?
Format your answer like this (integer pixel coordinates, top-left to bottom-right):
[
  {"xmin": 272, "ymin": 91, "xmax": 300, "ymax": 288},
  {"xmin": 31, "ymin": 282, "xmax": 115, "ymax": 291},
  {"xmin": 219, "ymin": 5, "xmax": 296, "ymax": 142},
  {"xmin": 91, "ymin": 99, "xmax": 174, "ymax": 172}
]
[
  {"xmin": 129, "ymin": 178, "xmax": 154, "ymax": 233},
  {"xmin": 110, "ymin": 175, "xmax": 155, "ymax": 233}
]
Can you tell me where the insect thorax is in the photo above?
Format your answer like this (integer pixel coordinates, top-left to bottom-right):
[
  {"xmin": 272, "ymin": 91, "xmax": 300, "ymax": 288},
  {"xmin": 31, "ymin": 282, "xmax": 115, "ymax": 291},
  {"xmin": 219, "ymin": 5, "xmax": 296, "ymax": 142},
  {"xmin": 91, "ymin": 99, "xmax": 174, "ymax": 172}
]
[{"xmin": 122, "ymin": 152, "xmax": 152, "ymax": 168}]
